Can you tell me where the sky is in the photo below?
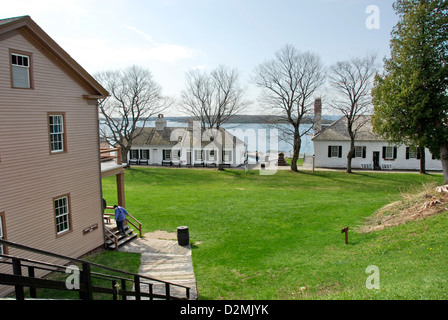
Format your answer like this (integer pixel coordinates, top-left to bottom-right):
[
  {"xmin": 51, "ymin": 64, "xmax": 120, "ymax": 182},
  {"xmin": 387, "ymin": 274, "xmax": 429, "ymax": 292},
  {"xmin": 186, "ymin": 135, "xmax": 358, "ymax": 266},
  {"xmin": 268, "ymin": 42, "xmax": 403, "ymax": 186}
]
[{"xmin": 1, "ymin": 0, "xmax": 399, "ymax": 115}]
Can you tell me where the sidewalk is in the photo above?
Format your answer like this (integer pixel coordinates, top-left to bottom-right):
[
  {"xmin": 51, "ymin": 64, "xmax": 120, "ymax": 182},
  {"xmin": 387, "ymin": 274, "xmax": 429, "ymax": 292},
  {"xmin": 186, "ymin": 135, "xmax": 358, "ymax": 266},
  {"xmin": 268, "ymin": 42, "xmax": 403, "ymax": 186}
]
[{"xmin": 119, "ymin": 231, "xmax": 198, "ymax": 300}]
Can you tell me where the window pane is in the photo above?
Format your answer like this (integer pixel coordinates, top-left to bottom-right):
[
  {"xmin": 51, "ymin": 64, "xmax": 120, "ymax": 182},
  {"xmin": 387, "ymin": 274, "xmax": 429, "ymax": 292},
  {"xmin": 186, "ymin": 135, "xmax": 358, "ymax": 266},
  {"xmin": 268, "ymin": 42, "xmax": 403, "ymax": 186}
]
[
  {"xmin": 54, "ymin": 196, "xmax": 69, "ymax": 234},
  {"xmin": 12, "ymin": 66, "xmax": 30, "ymax": 88},
  {"xmin": 331, "ymin": 146, "xmax": 339, "ymax": 157},
  {"xmin": 385, "ymin": 147, "xmax": 393, "ymax": 159},
  {"xmin": 409, "ymin": 146, "xmax": 417, "ymax": 158},
  {"xmin": 49, "ymin": 115, "xmax": 64, "ymax": 152}
]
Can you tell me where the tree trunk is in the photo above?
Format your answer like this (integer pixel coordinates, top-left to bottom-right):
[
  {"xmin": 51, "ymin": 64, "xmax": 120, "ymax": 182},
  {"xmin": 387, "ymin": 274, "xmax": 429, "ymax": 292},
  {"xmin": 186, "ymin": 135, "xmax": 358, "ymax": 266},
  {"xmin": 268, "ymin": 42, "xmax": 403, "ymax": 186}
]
[
  {"xmin": 291, "ymin": 129, "xmax": 301, "ymax": 172},
  {"xmin": 120, "ymin": 144, "xmax": 131, "ymax": 167},
  {"xmin": 218, "ymin": 134, "xmax": 225, "ymax": 171},
  {"xmin": 346, "ymin": 135, "xmax": 355, "ymax": 174},
  {"xmin": 440, "ymin": 145, "xmax": 448, "ymax": 184},
  {"xmin": 419, "ymin": 145, "xmax": 426, "ymax": 174}
]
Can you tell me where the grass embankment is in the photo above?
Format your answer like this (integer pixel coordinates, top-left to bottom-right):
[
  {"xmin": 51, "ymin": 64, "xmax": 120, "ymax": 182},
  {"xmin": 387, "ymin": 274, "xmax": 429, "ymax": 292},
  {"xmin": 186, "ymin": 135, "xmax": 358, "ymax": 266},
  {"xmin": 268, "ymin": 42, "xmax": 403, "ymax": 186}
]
[{"xmin": 102, "ymin": 167, "xmax": 447, "ymax": 300}]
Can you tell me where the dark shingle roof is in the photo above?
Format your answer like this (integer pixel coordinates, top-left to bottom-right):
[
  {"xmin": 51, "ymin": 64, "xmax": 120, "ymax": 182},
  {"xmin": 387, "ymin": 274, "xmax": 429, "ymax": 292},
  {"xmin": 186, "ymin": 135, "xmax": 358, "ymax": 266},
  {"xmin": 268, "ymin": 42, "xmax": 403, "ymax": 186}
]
[
  {"xmin": 132, "ymin": 127, "xmax": 244, "ymax": 147},
  {"xmin": 312, "ymin": 115, "xmax": 382, "ymax": 141}
]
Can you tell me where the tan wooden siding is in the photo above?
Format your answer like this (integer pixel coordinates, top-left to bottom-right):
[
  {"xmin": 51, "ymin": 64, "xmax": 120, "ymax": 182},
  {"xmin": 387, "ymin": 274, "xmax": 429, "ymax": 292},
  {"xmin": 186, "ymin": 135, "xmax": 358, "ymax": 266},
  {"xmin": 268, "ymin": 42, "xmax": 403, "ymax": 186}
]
[{"xmin": 0, "ymin": 31, "xmax": 105, "ymax": 295}]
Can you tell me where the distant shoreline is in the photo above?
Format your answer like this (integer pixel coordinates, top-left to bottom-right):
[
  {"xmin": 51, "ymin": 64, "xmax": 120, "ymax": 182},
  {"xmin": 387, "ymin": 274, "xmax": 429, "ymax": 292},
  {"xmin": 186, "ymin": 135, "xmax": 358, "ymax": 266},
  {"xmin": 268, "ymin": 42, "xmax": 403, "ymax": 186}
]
[{"xmin": 151, "ymin": 114, "xmax": 339, "ymax": 125}]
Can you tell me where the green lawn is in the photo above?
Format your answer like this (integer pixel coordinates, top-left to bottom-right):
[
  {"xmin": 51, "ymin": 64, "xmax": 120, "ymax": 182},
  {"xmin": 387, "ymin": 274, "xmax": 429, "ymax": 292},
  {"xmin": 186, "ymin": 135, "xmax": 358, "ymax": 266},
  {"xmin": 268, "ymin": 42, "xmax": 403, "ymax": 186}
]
[{"xmin": 102, "ymin": 167, "xmax": 447, "ymax": 300}]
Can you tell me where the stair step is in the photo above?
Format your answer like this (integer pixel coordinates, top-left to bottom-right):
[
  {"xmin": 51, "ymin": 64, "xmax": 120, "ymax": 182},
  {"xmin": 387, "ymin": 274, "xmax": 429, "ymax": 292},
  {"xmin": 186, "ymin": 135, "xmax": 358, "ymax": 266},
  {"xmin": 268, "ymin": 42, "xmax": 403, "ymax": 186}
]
[
  {"xmin": 107, "ymin": 233, "xmax": 137, "ymax": 250},
  {"xmin": 105, "ymin": 226, "xmax": 137, "ymax": 250}
]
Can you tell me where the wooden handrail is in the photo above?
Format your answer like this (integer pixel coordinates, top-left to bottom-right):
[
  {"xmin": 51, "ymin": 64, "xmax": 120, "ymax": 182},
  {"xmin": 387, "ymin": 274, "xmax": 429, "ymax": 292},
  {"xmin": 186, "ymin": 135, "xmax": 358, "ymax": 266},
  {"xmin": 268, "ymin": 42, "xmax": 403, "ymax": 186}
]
[
  {"xmin": 0, "ymin": 239, "xmax": 191, "ymax": 300},
  {"xmin": 104, "ymin": 228, "xmax": 118, "ymax": 251},
  {"xmin": 100, "ymin": 147, "xmax": 122, "ymax": 164},
  {"xmin": 105, "ymin": 206, "xmax": 143, "ymax": 238}
]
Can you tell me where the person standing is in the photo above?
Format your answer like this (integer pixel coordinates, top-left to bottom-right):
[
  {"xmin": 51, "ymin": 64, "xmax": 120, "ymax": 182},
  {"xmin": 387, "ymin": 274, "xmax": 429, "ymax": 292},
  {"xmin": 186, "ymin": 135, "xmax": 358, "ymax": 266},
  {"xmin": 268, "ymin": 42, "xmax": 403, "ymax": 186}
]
[{"xmin": 113, "ymin": 205, "xmax": 129, "ymax": 236}]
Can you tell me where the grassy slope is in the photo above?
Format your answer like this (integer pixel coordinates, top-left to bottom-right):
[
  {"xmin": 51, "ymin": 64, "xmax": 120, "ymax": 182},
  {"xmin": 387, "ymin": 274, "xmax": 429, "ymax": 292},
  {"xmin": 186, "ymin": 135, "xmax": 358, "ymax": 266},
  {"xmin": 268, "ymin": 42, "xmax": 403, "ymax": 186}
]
[{"xmin": 102, "ymin": 167, "xmax": 447, "ymax": 300}]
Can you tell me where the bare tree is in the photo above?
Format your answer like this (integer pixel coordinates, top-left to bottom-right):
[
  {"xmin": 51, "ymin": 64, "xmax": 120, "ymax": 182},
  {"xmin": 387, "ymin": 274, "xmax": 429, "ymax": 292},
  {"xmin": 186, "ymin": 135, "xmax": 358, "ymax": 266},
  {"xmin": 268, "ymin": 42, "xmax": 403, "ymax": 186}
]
[
  {"xmin": 252, "ymin": 44, "xmax": 326, "ymax": 171},
  {"xmin": 328, "ymin": 54, "xmax": 378, "ymax": 173},
  {"xmin": 96, "ymin": 65, "xmax": 171, "ymax": 163},
  {"xmin": 180, "ymin": 65, "xmax": 250, "ymax": 170}
]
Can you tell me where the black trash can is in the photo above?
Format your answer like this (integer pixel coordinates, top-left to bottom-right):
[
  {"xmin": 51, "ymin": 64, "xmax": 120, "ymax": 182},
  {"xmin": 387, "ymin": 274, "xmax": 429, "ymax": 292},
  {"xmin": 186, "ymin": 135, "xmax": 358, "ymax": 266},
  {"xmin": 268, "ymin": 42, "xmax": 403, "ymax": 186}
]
[{"xmin": 177, "ymin": 226, "xmax": 189, "ymax": 246}]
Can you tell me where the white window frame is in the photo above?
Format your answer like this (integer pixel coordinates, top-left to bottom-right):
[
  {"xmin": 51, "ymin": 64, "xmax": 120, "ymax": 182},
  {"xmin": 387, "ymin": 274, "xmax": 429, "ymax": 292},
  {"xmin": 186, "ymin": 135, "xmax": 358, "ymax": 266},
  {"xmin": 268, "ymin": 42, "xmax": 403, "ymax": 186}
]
[
  {"xmin": 195, "ymin": 150, "xmax": 204, "ymax": 161},
  {"xmin": 0, "ymin": 213, "xmax": 5, "ymax": 257},
  {"xmin": 130, "ymin": 149, "xmax": 139, "ymax": 159},
  {"xmin": 54, "ymin": 196, "xmax": 70, "ymax": 235},
  {"xmin": 408, "ymin": 146, "xmax": 418, "ymax": 159},
  {"xmin": 141, "ymin": 149, "xmax": 150, "ymax": 160},
  {"xmin": 384, "ymin": 146, "xmax": 395, "ymax": 160},
  {"xmin": 49, "ymin": 114, "xmax": 65, "ymax": 153},
  {"xmin": 330, "ymin": 146, "xmax": 340, "ymax": 158},
  {"xmin": 354, "ymin": 146, "xmax": 363, "ymax": 158},
  {"xmin": 163, "ymin": 149, "xmax": 172, "ymax": 160},
  {"xmin": 11, "ymin": 52, "xmax": 31, "ymax": 88},
  {"xmin": 223, "ymin": 150, "xmax": 232, "ymax": 162},
  {"xmin": 208, "ymin": 150, "xmax": 216, "ymax": 161}
]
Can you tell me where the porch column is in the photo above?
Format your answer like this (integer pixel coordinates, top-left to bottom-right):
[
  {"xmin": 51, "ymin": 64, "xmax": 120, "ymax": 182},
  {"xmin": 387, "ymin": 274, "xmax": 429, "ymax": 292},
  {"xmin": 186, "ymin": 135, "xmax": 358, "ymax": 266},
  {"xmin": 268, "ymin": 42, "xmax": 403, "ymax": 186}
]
[{"xmin": 117, "ymin": 172, "xmax": 126, "ymax": 208}]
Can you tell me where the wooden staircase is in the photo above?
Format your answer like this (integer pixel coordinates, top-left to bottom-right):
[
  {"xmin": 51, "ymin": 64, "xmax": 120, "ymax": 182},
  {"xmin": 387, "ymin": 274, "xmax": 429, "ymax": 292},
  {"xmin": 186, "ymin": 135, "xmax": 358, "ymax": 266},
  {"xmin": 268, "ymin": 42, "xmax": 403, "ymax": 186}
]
[
  {"xmin": 103, "ymin": 207, "xmax": 143, "ymax": 251},
  {"xmin": 105, "ymin": 225, "xmax": 138, "ymax": 250}
]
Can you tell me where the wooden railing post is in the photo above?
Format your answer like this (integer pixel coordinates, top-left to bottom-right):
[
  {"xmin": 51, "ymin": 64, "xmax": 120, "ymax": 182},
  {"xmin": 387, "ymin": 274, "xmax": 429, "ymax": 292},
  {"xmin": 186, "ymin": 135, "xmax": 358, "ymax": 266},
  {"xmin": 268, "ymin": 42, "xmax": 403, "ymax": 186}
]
[
  {"xmin": 28, "ymin": 266, "xmax": 37, "ymax": 298},
  {"xmin": 80, "ymin": 263, "xmax": 93, "ymax": 300},
  {"xmin": 149, "ymin": 283, "xmax": 153, "ymax": 300},
  {"xmin": 134, "ymin": 275, "xmax": 141, "ymax": 300},
  {"xmin": 112, "ymin": 280, "xmax": 118, "ymax": 300},
  {"xmin": 12, "ymin": 258, "xmax": 25, "ymax": 300},
  {"xmin": 121, "ymin": 278, "xmax": 127, "ymax": 300},
  {"xmin": 165, "ymin": 283, "xmax": 171, "ymax": 300}
]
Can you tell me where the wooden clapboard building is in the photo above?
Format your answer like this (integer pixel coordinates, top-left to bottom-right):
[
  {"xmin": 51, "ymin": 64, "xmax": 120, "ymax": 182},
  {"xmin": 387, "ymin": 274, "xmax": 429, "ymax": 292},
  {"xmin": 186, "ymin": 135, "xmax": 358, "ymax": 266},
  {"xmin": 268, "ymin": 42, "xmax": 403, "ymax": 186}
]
[{"xmin": 0, "ymin": 15, "xmax": 127, "ymax": 296}]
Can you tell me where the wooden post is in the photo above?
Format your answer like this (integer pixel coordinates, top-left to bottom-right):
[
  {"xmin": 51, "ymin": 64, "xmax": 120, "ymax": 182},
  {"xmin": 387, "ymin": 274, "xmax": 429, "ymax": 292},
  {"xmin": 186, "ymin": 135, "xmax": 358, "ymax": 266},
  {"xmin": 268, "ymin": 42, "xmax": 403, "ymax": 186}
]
[
  {"xmin": 28, "ymin": 266, "xmax": 36, "ymax": 298},
  {"xmin": 341, "ymin": 227, "xmax": 349, "ymax": 244},
  {"xmin": 117, "ymin": 172, "xmax": 125, "ymax": 208},
  {"xmin": 80, "ymin": 263, "xmax": 93, "ymax": 300},
  {"xmin": 149, "ymin": 283, "xmax": 153, "ymax": 301},
  {"xmin": 165, "ymin": 283, "xmax": 170, "ymax": 300},
  {"xmin": 112, "ymin": 280, "xmax": 118, "ymax": 300},
  {"xmin": 134, "ymin": 275, "xmax": 141, "ymax": 300},
  {"xmin": 12, "ymin": 258, "xmax": 24, "ymax": 300},
  {"xmin": 121, "ymin": 279, "xmax": 127, "ymax": 300}
]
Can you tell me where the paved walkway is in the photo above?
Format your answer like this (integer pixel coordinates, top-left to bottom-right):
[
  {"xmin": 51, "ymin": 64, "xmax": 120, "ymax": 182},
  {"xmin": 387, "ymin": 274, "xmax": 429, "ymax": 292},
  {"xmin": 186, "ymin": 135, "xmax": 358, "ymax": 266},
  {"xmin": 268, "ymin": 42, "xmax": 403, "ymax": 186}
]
[{"xmin": 119, "ymin": 232, "xmax": 198, "ymax": 300}]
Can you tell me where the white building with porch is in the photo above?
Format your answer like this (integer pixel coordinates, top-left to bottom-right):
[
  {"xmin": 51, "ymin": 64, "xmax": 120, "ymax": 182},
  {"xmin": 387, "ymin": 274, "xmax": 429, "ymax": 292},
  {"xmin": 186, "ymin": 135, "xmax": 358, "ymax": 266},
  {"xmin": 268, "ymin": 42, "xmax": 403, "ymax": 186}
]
[{"xmin": 128, "ymin": 115, "xmax": 246, "ymax": 168}]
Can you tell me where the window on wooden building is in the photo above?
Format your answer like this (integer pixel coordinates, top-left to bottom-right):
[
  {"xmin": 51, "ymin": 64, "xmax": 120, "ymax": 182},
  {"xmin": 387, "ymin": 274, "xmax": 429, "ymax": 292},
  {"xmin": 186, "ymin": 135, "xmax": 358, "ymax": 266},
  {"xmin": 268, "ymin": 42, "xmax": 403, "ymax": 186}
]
[
  {"xmin": 54, "ymin": 195, "xmax": 71, "ymax": 235},
  {"xmin": 11, "ymin": 51, "xmax": 32, "ymax": 88},
  {"xmin": 49, "ymin": 114, "xmax": 66, "ymax": 153}
]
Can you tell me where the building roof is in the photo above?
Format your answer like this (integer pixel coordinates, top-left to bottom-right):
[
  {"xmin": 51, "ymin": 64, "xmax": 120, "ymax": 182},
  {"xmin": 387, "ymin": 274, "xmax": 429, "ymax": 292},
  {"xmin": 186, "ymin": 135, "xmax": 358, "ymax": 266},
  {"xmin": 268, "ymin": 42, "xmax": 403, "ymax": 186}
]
[
  {"xmin": 0, "ymin": 15, "xmax": 109, "ymax": 99},
  {"xmin": 312, "ymin": 115, "xmax": 383, "ymax": 141},
  {"xmin": 131, "ymin": 126, "xmax": 245, "ymax": 148}
]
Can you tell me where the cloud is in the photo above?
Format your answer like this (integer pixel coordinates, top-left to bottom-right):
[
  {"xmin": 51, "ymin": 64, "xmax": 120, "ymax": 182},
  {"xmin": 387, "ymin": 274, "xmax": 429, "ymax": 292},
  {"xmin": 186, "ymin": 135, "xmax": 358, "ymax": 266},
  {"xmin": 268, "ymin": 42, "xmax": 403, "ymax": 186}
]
[{"xmin": 123, "ymin": 24, "xmax": 202, "ymax": 62}]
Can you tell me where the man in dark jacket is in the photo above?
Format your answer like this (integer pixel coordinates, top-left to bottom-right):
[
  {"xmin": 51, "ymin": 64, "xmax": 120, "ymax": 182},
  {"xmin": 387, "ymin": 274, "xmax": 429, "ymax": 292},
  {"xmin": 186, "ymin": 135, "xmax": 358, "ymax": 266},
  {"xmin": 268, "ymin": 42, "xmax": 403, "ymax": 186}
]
[{"xmin": 113, "ymin": 205, "xmax": 129, "ymax": 236}]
